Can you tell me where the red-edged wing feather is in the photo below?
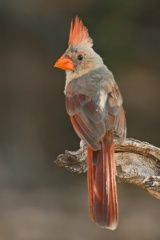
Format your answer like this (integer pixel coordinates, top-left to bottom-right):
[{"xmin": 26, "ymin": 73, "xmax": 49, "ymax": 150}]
[
  {"xmin": 66, "ymin": 94, "xmax": 106, "ymax": 150},
  {"xmin": 107, "ymin": 88, "xmax": 126, "ymax": 143}
]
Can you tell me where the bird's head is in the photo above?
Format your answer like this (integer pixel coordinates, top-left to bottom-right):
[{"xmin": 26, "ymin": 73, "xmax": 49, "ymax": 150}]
[{"xmin": 54, "ymin": 16, "xmax": 103, "ymax": 79}]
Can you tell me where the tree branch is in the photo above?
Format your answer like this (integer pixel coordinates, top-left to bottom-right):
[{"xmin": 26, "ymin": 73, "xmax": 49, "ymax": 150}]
[{"xmin": 55, "ymin": 138, "xmax": 160, "ymax": 200}]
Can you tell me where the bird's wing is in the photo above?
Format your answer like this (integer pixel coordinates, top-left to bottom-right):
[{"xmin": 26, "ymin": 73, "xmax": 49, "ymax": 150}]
[
  {"xmin": 106, "ymin": 86, "xmax": 126, "ymax": 143},
  {"xmin": 65, "ymin": 93, "xmax": 106, "ymax": 150}
]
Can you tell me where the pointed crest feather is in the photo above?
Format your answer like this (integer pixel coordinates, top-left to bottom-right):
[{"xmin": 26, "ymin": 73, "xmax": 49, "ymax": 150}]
[{"xmin": 68, "ymin": 16, "xmax": 93, "ymax": 47}]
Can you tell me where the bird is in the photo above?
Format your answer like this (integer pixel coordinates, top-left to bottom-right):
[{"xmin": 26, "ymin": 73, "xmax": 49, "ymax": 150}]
[{"xmin": 54, "ymin": 16, "xmax": 126, "ymax": 230}]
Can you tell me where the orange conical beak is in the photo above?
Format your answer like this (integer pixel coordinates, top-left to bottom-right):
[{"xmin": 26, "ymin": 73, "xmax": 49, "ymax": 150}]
[{"xmin": 54, "ymin": 55, "xmax": 74, "ymax": 71}]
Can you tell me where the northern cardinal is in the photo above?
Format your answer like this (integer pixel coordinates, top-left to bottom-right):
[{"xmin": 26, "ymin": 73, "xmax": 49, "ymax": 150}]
[{"xmin": 54, "ymin": 16, "xmax": 126, "ymax": 230}]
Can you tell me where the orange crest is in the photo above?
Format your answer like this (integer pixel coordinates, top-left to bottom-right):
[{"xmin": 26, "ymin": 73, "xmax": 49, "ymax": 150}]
[{"xmin": 68, "ymin": 16, "xmax": 93, "ymax": 47}]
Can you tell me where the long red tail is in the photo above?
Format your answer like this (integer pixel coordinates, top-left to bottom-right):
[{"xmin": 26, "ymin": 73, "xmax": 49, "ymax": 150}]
[{"xmin": 87, "ymin": 132, "xmax": 118, "ymax": 230}]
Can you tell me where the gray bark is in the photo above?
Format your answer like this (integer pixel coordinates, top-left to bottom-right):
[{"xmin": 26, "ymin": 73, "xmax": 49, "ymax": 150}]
[{"xmin": 55, "ymin": 138, "xmax": 160, "ymax": 200}]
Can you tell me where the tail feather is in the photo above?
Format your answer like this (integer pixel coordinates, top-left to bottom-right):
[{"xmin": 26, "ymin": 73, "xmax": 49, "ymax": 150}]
[
  {"xmin": 87, "ymin": 148, "xmax": 95, "ymax": 222},
  {"xmin": 87, "ymin": 132, "xmax": 118, "ymax": 230}
]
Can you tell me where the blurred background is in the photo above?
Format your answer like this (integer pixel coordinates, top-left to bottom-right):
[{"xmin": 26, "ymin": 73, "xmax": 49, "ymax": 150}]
[{"xmin": 0, "ymin": 0, "xmax": 160, "ymax": 239}]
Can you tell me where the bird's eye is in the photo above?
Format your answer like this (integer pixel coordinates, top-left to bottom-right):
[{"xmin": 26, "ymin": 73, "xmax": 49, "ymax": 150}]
[{"xmin": 77, "ymin": 54, "xmax": 83, "ymax": 61}]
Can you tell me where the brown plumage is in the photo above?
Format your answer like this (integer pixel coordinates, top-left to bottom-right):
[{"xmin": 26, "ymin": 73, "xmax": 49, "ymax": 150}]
[{"xmin": 54, "ymin": 16, "xmax": 126, "ymax": 230}]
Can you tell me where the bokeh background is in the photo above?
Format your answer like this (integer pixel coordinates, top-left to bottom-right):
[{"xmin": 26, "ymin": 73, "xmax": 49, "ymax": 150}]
[{"xmin": 0, "ymin": 0, "xmax": 160, "ymax": 239}]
